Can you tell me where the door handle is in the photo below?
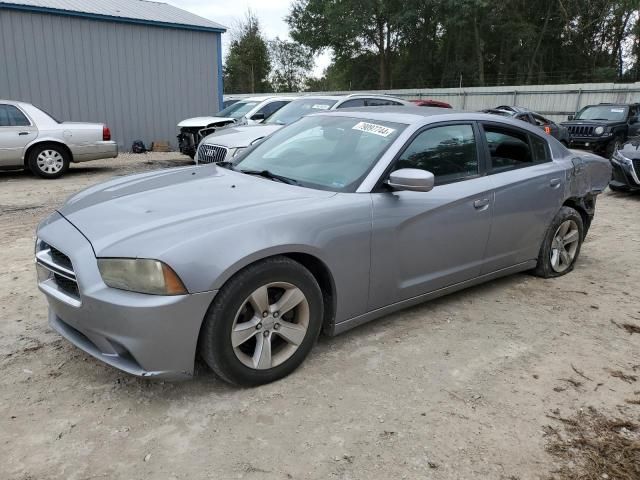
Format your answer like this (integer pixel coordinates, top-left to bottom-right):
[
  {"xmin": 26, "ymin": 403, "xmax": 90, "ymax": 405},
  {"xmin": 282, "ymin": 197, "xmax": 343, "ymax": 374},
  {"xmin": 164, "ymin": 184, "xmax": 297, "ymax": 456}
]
[
  {"xmin": 473, "ymin": 198, "xmax": 490, "ymax": 210},
  {"xmin": 18, "ymin": 131, "xmax": 30, "ymax": 136},
  {"xmin": 549, "ymin": 178, "xmax": 562, "ymax": 188}
]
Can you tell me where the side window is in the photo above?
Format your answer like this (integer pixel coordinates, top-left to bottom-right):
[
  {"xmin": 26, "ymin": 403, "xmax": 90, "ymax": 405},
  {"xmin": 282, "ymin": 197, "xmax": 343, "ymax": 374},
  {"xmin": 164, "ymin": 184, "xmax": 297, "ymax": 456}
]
[
  {"xmin": 531, "ymin": 114, "xmax": 550, "ymax": 127},
  {"xmin": 0, "ymin": 104, "xmax": 30, "ymax": 127},
  {"xmin": 483, "ymin": 125, "xmax": 533, "ymax": 171},
  {"xmin": 364, "ymin": 98, "xmax": 401, "ymax": 106},
  {"xmin": 396, "ymin": 124, "xmax": 479, "ymax": 184},
  {"xmin": 257, "ymin": 101, "xmax": 288, "ymax": 119},
  {"xmin": 530, "ymin": 135, "xmax": 550, "ymax": 163},
  {"xmin": 516, "ymin": 114, "xmax": 534, "ymax": 125},
  {"xmin": 337, "ymin": 99, "xmax": 366, "ymax": 108}
]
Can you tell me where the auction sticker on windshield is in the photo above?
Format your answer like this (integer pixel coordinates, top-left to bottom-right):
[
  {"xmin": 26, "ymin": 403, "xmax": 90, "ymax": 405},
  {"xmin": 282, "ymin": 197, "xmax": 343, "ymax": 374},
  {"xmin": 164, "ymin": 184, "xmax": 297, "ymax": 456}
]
[
  {"xmin": 352, "ymin": 122, "xmax": 396, "ymax": 137},
  {"xmin": 312, "ymin": 104, "xmax": 331, "ymax": 110}
]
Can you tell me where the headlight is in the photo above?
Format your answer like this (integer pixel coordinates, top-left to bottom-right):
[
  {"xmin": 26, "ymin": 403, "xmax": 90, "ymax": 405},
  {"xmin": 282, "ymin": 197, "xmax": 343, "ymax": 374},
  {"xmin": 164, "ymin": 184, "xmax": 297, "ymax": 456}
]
[
  {"xmin": 97, "ymin": 259, "xmax": 187, "ymax": 295},
  {"xmin": 232, "ymin": 147, "xmax": 246, "ymax": 157},
  {"xmin": 594, "ymin": 126, "xmax": 605, "ymax": 135}
]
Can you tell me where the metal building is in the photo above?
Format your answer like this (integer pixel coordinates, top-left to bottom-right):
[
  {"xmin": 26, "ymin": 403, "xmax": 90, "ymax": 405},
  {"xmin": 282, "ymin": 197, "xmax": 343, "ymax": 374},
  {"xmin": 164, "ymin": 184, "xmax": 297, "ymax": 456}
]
[{"xmin": 0, "ymin": 0, "xmax": 226, "ymax": 150}]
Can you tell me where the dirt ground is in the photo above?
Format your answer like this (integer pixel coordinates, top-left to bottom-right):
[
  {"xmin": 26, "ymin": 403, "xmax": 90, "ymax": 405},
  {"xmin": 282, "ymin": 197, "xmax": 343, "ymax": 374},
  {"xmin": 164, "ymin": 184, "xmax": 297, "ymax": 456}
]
[{"xmin": 1, "ymin": 154, "xmax": 638, "ymax": 480}]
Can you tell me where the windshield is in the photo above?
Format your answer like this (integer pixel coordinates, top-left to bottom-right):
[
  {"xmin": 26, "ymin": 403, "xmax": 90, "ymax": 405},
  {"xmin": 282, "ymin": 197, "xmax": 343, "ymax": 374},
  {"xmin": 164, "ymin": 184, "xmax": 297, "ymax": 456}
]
[
  {"xmin": 233, "ymin": 115, "xmax": 406, "ymax": 192},
  {"xmin": 217, "ymin": 101, "xmax": 259, "ymax": 119},
  {"xmin": 575, "ymin": 105, "xmax": 628, "ymax": 121},
  {"xmin": 265, "ymin": 99, "xmax": 338, "ymax": 125}
]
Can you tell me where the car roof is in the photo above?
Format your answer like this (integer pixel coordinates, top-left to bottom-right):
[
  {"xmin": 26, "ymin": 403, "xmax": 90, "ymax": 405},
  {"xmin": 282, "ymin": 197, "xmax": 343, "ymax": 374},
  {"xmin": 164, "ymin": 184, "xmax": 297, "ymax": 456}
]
[
  {"xmin": 0, "ymin": 99, "xmax": 28, "ymax": 106},
  {"xmin": 241, "ymin": 96, "xmax": 296, "ymax": 102},
  {"xmin": 316, "ymin": 106, "xmax": 551, "ymax": 132},
  {"xmin": 293, "ymin": 95, "xmax": 344, "ymax": 101}
]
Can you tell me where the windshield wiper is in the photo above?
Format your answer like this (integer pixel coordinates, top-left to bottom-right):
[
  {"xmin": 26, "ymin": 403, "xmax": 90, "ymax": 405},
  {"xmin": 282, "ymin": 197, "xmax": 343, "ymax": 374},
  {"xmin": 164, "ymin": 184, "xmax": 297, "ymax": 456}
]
[{"xmin": 238, "ymin": 169, "xmax": 299, "ymax": 185}]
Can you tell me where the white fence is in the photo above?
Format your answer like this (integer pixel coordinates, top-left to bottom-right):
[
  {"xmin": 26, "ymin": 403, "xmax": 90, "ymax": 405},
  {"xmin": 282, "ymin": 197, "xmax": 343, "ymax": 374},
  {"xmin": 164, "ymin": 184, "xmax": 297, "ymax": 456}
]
[{"xmin": 230, "ymin": 82, "xmax": 640, "ymax": 123}]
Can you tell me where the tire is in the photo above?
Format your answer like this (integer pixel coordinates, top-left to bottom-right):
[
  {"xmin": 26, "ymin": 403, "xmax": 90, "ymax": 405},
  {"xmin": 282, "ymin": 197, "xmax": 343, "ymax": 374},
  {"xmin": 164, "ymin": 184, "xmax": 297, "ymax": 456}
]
[
  {"xmin": 609, "ymin": 183, "xmax": 629, "ymax": 193},
  {"xmin": 28, "ymin": 144, "xmax": 70, "ymax": 179},
  {"xmin": 199, "ymin": 256, "xmax": 324, "ymax": 387},
  {"xmin": 532, "ymin": 206, "xmax": 584, "ymax": 278}
]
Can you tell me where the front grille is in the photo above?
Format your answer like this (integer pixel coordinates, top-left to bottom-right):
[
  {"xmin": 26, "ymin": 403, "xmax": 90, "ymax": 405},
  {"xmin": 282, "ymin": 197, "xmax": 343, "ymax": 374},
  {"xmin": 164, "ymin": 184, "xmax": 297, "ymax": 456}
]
[
  {"xmin": 567, "ymin": 125, "xmax": 595, "ymax": 137},
  {"xmin": 54, "ymin": 273, "xmax": 80, "ymax": 298},
  {"xmin": 49, "ymin": 246, "xmax": 73, "ymax": 271},
  {"xmin": 36, "ymin": 241, "xmax": 80, "ymax": 302},
  {"xmin": 198, "ymin": 144, "xmax": 228, "ymax": 164}
]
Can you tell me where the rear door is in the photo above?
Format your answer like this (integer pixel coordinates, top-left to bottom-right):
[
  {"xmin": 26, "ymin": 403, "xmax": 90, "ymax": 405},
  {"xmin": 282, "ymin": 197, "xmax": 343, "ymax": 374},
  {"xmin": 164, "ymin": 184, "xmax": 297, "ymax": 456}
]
[
  {"xmin": 0, "ymin": 104, "xmax": 37, "ymax": 167},
  {"xmin": 369, "ymin": 122, "xmax": 494, "ymax": 308},
  {"xmin": 479, "ymin": 122, "xmax": 565, "ymax": 274}
]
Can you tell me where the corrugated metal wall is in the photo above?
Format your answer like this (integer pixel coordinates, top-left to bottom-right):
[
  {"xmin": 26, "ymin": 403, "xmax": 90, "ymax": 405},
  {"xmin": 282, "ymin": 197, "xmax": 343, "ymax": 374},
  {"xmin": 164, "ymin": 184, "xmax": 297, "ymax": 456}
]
[{"xmin": 0, "ymin": 9, "xmax": 221, "ymax": 150}]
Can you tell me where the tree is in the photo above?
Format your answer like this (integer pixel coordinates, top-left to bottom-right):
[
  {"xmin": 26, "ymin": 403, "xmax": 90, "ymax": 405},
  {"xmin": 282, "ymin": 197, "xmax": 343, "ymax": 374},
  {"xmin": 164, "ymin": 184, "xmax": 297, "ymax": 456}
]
[
  {"xmin": 287, "ymin": 0, "xmax": 409, "ymax": 89},
  {"xmin": 224, "ymin": 11, "xmax": 271, "ymax": 94},
  {"xmin": 269, "ymin": 38, "xmax": 314, "ymax": 92}
]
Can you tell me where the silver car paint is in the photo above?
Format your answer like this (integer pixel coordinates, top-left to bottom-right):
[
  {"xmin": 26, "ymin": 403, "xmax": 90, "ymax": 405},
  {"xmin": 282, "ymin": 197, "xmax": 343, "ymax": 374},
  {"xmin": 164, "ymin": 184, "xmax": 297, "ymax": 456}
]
[
  {"xmin": 0, "ymin": 100, "xmax": 117, "ymax": 168},
  {"xmin": 36, "ymin": 109, "xmax": 612, "ymax": 379}
]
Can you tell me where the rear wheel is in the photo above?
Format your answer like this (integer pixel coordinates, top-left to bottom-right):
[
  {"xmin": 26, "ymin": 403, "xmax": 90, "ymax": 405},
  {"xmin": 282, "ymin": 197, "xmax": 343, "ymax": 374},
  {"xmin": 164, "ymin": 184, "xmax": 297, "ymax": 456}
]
[
  {"xmin": 28, "ymin": 144, "xmax": 70, "ymax": 179},
  {"xmin": 199, "ymin": 256, "xmax": 324, "ymax": 386},
  {"xmin": 533, "ymin": 206, "xmax": 584, "ymax": 278}
]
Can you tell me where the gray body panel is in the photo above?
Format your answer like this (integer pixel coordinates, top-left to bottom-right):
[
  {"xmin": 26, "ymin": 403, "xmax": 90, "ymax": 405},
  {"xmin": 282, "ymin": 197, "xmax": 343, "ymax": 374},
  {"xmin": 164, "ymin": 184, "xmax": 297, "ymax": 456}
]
[
  {"xmin": 36, "ymin": 109, "xmax": 612, "ymax": 379},
  {"xmin": 0, "ymin": 8, "xmax": 222, "ymax": 150}
]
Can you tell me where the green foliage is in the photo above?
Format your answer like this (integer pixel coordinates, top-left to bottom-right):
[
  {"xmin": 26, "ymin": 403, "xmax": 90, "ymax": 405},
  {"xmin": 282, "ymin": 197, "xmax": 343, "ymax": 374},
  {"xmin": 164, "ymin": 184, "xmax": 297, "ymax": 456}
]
[
  {"xmin": 224, "ymin": 11, "xmax": 272, "ymax": 94},
  {"xmin": 269, "ymin": 38, "xmax": 314, "ymax": 92},
  {"xmin": 288, "ymin": 0, "xmax": 639, "ymax": 90}
]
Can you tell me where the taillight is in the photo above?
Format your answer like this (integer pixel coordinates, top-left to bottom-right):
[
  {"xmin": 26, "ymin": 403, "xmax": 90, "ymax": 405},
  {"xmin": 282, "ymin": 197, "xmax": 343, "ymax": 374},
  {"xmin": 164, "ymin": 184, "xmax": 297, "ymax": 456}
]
[{"xmin": 103, "ymin": 125, "xmax": 111, "ymax": 141}]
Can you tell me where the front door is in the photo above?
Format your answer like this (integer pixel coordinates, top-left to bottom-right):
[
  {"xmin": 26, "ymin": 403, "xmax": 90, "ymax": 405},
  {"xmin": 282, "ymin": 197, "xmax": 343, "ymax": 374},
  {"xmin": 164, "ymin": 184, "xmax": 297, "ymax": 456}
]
[
  {"xmin": 369, "ymin": 122, "xmax": 494, "ymax": 309},
  {"xmin": 0, "ymin": 104, "xmax": 37, "ymax": 168}
]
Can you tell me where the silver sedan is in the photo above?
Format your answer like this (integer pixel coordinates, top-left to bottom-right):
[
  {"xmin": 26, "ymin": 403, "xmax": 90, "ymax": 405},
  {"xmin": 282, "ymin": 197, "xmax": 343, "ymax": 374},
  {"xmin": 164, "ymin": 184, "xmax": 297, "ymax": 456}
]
[
  {"xmin": 0, "ymin": 100, "xmax": 117, "ymax": 178},
  {"xmin": 35, "ymin": 108, "xmax": 611, "ymax": 385}
]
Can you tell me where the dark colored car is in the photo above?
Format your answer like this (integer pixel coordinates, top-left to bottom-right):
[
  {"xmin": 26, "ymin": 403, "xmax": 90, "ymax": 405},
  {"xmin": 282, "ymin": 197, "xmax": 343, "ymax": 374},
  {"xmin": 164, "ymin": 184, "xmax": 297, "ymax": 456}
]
[
  {"xmin": 411, "ymin": 99, "xmax": 453, "ymax": 108},
  {"xmin": 610, "ymin": 137, "xmax": 640, "ymax": 192},
  {"xmin": 483, "ymin": 106, "xmax": 570, "ymax": 145},
  {"xmin": 562, "ymin": 103, "xmax": 640, "ymax": 157}
]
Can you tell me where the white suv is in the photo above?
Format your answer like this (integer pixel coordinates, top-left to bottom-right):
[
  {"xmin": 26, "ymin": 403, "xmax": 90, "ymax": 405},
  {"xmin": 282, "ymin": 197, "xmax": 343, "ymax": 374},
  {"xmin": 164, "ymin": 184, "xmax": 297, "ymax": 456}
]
[{"xmin": 177, "ymin": 96, "xmax": 295, "ymax": 158}]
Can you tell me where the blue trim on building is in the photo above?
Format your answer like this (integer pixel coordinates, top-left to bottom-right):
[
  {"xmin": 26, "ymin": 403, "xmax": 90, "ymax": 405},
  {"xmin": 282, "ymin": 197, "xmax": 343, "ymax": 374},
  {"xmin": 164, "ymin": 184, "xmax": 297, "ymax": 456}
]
[
  {"xmin": 217, "ymin": 33, "xmax": 224, "ymax": 111},
  {"xmin": 0, "ymin": 3, "xmax": 226, "ymax": 33}
]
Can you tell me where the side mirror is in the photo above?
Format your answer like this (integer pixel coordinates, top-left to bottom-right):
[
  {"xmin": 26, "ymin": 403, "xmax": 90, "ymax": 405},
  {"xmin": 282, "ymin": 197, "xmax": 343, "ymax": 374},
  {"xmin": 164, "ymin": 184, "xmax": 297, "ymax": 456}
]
[
  {"xmin": 630, "ymin": 116, "xmax": 639, "ymax": 125},
  {"xmin": 567, "ymin": 115, "xmax": 574, "ymax": 121},
  {"xmin": 387, "ymin": 168, "xmax": 434, "ymax": 192},
  {"xmin": 251, "ymin": 113, "xmax": 266, "ymax": 121}
]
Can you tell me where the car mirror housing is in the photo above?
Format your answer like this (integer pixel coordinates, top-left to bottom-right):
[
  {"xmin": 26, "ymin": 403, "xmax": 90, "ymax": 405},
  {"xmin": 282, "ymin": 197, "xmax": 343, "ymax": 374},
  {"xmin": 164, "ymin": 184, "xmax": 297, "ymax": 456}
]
[{"xmin": 387, "ymin": 168, "xmax": 435, "ymax": 192}]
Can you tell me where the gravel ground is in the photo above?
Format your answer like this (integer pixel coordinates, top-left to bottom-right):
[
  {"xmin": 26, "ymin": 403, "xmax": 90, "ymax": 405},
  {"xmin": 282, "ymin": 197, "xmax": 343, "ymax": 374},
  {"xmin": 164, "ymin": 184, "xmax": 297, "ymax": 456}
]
[{"xmin": 0, "ymin": 154, "xmax": 639, "ymax": 480}]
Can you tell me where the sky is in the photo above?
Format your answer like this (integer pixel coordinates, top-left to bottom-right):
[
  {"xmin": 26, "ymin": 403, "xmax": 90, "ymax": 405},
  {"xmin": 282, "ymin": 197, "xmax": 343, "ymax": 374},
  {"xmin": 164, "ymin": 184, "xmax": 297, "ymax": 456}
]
[{"xmin": 164, "ymin": 0, "xmax": 330, "ymax": 77}]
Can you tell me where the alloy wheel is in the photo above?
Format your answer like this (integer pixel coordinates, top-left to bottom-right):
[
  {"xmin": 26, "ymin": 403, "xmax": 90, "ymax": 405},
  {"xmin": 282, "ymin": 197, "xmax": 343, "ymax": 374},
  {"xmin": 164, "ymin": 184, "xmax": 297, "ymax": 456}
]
[
  {"xmin": 550, "ymin": 219, "xmax": 580, "ymax": 273},
  {"xmin": 231, "ymin": 282, "xmax": 309, "ymax": 370}
]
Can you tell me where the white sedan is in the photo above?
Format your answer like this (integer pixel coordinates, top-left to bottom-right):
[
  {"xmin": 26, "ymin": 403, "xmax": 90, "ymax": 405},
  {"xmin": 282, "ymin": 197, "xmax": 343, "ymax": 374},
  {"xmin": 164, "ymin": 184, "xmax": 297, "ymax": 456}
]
[{"xmin": 0, "ymin": 100, "xmax": 118, "ymax": 179}]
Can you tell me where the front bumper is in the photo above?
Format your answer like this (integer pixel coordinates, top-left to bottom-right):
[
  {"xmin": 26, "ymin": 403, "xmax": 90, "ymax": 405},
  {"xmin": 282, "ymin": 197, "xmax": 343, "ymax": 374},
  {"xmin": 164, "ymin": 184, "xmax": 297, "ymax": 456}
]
[
  {"xmin": 36, "ymin": 212, "xmax": 217, "ymax": 380},
  {"xmin": 568, "ymin": 136, "xmax": 610, "ymax": 151}
]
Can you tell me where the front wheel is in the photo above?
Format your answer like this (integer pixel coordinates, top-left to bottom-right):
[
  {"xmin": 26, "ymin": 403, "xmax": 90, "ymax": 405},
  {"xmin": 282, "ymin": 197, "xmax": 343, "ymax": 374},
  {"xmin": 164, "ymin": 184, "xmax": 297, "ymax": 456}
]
[
  {"xmin": 28, "ymin": 144, "xmax": 70, "ymax": 179},
  {"xmin": 199, "ymin": 256, "xmax": 324, "ymax": 386},
  {"xmin": 532, "ymin": 206, "xmax": 584, "ymax": 278}
]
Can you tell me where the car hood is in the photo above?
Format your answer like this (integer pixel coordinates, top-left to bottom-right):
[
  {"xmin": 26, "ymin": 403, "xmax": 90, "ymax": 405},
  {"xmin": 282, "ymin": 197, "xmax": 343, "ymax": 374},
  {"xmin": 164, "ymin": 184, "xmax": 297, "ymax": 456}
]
[
  {"xmin": 201, "ymin": 125, "xmax": 283, "ymax": 148},
  {"xmin": 58, "ymin": 166, "xmax": 334, "ymax": 256},
  {"xmin": 177, "ymin": 117, "xmax": 237, "ymax": 128}
]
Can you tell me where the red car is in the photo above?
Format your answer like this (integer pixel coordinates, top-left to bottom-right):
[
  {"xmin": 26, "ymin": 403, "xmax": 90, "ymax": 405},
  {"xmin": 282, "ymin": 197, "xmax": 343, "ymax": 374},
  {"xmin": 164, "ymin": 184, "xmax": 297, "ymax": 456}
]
[{"xmin": 411, "ymin": 99, "xmax": 453, "ymax": 108}]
